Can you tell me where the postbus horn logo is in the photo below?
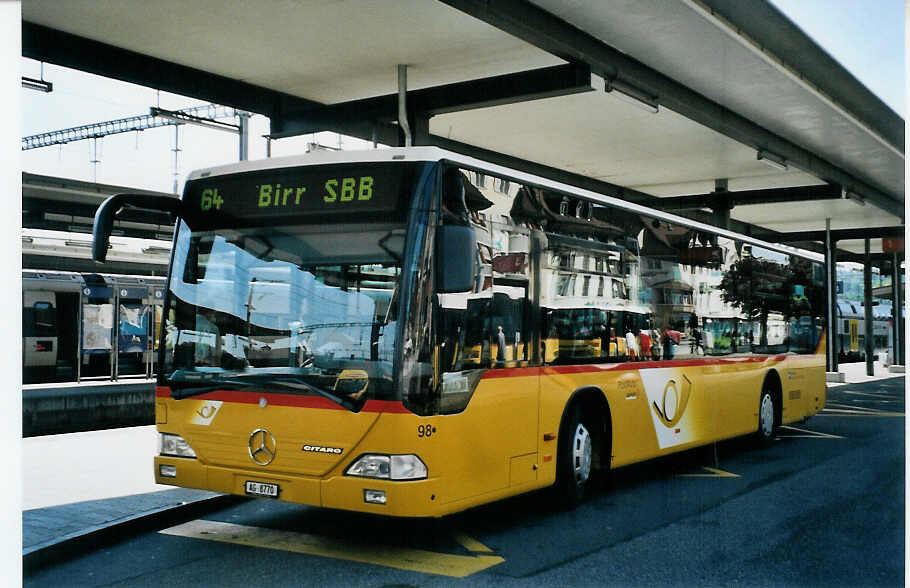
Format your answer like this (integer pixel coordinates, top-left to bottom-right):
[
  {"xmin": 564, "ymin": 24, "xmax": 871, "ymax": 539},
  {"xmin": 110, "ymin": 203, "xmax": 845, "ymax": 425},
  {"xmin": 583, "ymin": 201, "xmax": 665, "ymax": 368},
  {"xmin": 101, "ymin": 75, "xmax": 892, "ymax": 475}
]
[
  {"xmin": 248, "ymin": 428, "xmax": 278, "ymax": 466},
  {"xmin": 651, "ymin": 375, "xmax": 692, "ymax": 428}
]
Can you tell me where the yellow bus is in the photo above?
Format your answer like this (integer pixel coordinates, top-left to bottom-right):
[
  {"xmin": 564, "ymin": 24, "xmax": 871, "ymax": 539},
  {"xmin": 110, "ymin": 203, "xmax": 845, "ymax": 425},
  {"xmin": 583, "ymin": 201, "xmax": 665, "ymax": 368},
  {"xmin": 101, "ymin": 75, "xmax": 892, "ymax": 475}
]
[{"xmin": 92, "ymin": 147, "xmax": 826, "ymax": 516}]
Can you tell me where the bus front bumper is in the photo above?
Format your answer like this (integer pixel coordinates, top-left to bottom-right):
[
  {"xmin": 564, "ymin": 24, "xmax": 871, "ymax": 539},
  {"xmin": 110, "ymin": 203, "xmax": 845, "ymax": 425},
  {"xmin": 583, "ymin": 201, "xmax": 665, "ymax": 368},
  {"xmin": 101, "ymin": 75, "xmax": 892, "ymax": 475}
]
[{"xmin": 154, "ymin": 456, "xmax": 444, "ymax": 517}]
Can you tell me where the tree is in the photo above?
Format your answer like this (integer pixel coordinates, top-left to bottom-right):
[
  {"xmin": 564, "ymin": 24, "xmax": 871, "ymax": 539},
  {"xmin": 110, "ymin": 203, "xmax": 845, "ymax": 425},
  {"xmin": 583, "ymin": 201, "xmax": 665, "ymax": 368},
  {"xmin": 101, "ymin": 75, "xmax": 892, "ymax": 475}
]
[{"xmin": 718, "ymin": 256, "xmax": 789, "ymax": 346}]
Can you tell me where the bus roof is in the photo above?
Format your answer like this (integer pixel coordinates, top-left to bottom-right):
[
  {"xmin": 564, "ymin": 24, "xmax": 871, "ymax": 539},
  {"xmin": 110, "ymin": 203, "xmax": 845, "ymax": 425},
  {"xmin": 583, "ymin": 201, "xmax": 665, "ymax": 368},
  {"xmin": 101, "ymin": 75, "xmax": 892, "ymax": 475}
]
[{"xmin": 185, "ymin": 147, "xmax": 823, "ymax": 263}]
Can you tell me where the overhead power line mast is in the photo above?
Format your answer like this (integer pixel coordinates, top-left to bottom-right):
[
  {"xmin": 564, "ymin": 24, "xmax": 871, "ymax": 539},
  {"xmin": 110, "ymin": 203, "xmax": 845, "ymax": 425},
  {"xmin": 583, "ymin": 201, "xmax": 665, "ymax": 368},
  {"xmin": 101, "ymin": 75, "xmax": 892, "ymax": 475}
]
[{"xmin": 22, "ymin": 104, "xmax": 250, "ymax": 156}]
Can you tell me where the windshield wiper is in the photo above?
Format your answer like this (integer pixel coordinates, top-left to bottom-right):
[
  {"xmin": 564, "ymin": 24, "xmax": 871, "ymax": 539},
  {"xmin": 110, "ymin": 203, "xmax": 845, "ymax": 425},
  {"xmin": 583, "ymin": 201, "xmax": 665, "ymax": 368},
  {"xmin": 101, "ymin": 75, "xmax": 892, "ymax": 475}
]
[
  {"xmin": 166, "ymin": 370, "xmax": 359, "ymax": 411},
  {"xmin": 167, "ymin": 370, "xmax": 258, "ymax": 400},
  {"xmin": 260, "ymin": 376, "xmax": 359, "ymax": 412}
]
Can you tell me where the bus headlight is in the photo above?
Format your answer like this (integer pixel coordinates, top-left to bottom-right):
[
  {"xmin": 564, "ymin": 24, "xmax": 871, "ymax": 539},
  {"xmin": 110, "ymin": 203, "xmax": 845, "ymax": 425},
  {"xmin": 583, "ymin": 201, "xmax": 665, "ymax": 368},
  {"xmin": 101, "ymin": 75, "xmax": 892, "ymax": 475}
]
[
  {"xmin": 345, "ymin": 454, "xmax": 427, "ymax": 480},
  {"xmin": 159, "ymin": 433, "xmax": 197, "ymax": 458}
]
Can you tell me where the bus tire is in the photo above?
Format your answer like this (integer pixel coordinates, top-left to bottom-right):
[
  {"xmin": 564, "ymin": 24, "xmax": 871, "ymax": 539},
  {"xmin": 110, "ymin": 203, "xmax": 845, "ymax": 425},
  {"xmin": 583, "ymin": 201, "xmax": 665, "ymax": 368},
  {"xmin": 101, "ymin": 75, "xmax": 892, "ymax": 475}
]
[
  {"xmin": 554, "ymin": 403, "xmax": 595, "ymax": 509},
  {"xmin": 756, "ymin": 385, "xmax": 777, "ymax": 445}
]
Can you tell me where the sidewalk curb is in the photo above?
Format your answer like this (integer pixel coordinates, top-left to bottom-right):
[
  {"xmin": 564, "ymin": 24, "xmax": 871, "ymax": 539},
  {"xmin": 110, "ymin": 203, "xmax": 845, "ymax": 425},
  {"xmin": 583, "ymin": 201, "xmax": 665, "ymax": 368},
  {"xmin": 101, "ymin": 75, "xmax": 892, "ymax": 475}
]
[{"xmin": 23, "ymin": 493, "xmax": 246, "ymax": 574}]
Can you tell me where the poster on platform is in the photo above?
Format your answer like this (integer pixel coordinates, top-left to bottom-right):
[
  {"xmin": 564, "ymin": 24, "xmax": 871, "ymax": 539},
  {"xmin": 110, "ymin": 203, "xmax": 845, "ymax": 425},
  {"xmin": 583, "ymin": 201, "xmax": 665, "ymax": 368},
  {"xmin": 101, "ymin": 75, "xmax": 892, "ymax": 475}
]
[{"xmin": 82, "ymin": 304, "xmax": 114, "ymax": 350}]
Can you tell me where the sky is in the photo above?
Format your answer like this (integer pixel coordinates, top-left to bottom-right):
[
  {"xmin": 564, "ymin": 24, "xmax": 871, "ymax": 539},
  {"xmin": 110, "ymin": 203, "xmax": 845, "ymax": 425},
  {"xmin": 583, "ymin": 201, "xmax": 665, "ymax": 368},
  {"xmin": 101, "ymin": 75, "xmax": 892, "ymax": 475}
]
[
  {"xmin": 768, "ymin": 0, "xmax": 905, "ymax": 116},
  {"xmin": 19, "ymin": 63, "xmax": 376, "ymax": 195},
  {"xmin": 19, "ymin": 0, "xmax": 906, "ymax": 196}
]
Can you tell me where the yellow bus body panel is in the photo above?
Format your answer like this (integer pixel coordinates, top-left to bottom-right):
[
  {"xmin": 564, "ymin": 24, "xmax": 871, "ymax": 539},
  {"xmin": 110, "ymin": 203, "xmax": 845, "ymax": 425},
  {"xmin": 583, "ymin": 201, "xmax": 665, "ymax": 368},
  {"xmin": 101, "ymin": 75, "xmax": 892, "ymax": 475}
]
[{"xmin": 155, "ymin": 353, "xmax": 824, "ymax": 517}]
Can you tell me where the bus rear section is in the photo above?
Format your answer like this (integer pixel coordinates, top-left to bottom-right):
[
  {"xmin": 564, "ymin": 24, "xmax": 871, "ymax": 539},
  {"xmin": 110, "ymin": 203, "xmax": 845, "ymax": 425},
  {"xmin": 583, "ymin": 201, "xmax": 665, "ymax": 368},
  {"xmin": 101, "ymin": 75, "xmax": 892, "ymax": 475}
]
[{"xmin": 95, "ymin": 148, "xmax": 826, "ymax": 517}]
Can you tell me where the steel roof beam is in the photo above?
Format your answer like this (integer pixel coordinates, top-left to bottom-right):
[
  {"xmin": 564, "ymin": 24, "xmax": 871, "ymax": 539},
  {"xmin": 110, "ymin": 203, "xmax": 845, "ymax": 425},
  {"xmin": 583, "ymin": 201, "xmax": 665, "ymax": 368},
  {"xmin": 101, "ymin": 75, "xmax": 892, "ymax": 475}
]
[
  {"xmin": 22, "ymin": 22, "xmax": 405, "ymax": 145},
  {"xmin": 24, "ymin": 219, "xmax": 171, "ymax": 242},
  {"xmin": 21, "ymin": 22, "xmax": 382, "ymax": 144},
  {"xmin": 777, "ymin": 226, "xmax": 905, "ymax": 243},
  {"xmin": 23, "ymin": 172, "xmax": 175, "ymax": 199},
  {"xmin": 426, "ymin": 133, "xmax": 800, "ymax": 243},
  {"xmin": 270, "ymin": 63, "xmax": 592, "ymax": 138},
  {"xmin": 429, "ymin": 134, "xmax": 844, "ymax": 258},
  {"xmin": 23, "ymin": 254, "xmax": 167, "ymax": 276},
  {"xmin": 23, "ymin": 197, "xmax": 173, "ymax": 227},
  {"xmin": 651, "ymin": 184, "xmax": 843, "ymax": 212},
  {"xmin": 24, "ymin": 197, "xmax": 174, "ymax": 240},
  {"xmin": 429, "ymin": 133, "xmax": 660, "ymax": 203},
  {"xmin": 438, "ymin": 0, "xmax": 903, "ymax": 220},
  {"xmin": 22, "ymin": 23, "xmax": 302, "ymax": 116},
  {"xmin": 834, "ymin": 251, "xmax": 902, "ymax": 266}
]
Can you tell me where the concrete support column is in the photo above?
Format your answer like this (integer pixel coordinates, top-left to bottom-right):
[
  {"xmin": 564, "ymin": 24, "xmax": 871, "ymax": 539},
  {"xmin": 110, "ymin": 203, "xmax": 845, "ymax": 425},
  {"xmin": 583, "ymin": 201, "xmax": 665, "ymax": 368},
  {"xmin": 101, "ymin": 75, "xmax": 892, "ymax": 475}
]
[
  {"xmin": 238, "ymin": 112, "xmax": 250, "ymax": 161},
  {"xmin": 825, "ymin": 218, "xmax": 838, "ymax": 373},
  {"xmin": 895, "ymin": 252, "xmax": 905, "ymax": 365},
  {"xmin": 891, "ymin": 253, "xmax": 901, "ymax": 364},
  {"xmin": 710, "ymin": 179, "xmax": 731, "ymax": 231},
  {"xmin": 397, "ymin": 64, "xmax": 412, "ymax": 147},
  {"xmin": 864, "ymin": 238, "xmax": 873, "ymax": 375},
  {"xmin": 412, "ymin": 115, "xmax": 431, "ymax": 146}
]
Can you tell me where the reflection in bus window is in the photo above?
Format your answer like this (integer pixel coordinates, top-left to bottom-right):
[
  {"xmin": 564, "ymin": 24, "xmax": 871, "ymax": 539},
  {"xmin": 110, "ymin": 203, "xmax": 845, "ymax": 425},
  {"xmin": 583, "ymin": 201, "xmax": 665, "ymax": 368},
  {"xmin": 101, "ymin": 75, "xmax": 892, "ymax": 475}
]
[{"xmin": 436, "ymin": 167, "xmax": 826, "ymax": 366}]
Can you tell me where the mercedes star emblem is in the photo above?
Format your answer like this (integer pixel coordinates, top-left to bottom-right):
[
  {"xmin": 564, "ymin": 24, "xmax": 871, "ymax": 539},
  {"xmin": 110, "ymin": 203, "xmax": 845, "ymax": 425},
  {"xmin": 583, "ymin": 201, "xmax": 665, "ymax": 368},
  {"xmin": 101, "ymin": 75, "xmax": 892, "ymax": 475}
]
[{"xmin": 248, "ymin": 428, "xmax": 277, "ymax": 466}]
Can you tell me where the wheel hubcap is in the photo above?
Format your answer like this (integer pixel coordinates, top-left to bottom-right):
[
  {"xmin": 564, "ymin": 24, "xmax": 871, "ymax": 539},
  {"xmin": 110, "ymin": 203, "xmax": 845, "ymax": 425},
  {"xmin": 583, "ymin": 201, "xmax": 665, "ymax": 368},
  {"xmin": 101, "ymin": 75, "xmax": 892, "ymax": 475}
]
[
  {"xmin": 572, "ymin": 423, "xmax": 592, "ymax": 483},
  {"xmin": 760, "ymin": 394, "xmax": 774, "ymax": 437}
]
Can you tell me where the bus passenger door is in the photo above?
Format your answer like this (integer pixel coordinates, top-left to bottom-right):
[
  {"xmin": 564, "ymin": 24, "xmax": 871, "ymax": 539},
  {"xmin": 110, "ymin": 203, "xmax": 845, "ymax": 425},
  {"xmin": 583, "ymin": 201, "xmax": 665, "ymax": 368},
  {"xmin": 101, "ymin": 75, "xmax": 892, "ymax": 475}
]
[
  {"xmin": 434, "ymin": 198, "xmax": 539, "ymax": 499},
  {"xmin": 436, "ymin": 282, "xmax": 538, "ymax": 497}
]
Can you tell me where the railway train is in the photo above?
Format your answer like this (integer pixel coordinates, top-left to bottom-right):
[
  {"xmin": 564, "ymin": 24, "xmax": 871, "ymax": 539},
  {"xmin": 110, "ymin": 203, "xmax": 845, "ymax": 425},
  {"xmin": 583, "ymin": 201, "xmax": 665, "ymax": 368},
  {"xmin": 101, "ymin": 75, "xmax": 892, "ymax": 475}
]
[
  {"xmin": 23, "ymin": 269, "xmax": 166, "ymax": 384},
  {"xmin": 834, "ymin": 298, "xmax": 897, "ymax": 363}
]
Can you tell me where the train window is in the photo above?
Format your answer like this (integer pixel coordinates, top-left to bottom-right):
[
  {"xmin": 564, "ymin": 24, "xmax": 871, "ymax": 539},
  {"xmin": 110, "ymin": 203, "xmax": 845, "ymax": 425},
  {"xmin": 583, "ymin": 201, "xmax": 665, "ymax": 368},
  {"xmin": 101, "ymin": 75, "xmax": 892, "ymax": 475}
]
[{"xmin": 24, "ymin": 301, "xmax": 57, "ymax": 338}]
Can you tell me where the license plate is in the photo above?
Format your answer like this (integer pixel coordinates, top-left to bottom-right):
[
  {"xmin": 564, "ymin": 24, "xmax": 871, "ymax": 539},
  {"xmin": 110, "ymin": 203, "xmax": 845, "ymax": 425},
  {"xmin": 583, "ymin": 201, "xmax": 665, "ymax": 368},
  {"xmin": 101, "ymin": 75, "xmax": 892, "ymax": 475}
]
[{"xmin": 245, "ymin": 480, "xmax": 279, "ymax": 498}]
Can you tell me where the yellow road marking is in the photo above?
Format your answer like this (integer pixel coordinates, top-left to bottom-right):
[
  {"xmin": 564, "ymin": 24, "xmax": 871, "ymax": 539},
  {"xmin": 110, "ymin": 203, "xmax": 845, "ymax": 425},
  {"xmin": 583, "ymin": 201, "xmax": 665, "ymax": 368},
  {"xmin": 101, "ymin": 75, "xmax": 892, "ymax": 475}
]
[
  {"xmin": 678, "ymin": 466, "xmax": 740, "ymax": 478},
  {"xmin": 454, "ymin": 533, "xmax": 495, "ymax": 554},
  {"xmin": 778, "ymin": 425, "xmax": 844, "ymax": 439},
  {"xmin": 160, "ymin": 520, "xmax": 504, "ymax": 578}
]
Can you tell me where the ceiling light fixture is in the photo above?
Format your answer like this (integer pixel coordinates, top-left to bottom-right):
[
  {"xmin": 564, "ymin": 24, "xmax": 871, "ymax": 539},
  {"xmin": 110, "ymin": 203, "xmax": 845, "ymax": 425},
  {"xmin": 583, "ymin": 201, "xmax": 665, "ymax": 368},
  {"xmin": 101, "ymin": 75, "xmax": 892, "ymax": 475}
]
[
  {"xmin": 842, "ymin": 189, "xmax": 866, "ymax": 206},
  {"xmin": 22, "ymin": 76, "xmax": 53, "ymax": 93},
  {"xmin": 142, "ymin": 245, "xmax": 171, "ymax": 254},
  {"xmin": 22, "ymin": 62, "xmax": 53, "ymax": 92},
  {"xmin": 756, "ymin": 149, "xmax": 788, "ymax": 171},
  {"xmin": 605, "ymin": 78, "xmax": 659, "ymax": 113}
]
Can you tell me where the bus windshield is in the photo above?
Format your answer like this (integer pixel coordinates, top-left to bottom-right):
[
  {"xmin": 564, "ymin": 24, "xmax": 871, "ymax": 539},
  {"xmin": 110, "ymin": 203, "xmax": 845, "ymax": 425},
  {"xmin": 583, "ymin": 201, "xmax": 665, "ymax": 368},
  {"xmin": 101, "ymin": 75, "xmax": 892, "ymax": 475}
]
[{"xmin": 161, "ymin": 220, "xmax": 405, "ymax": 409}]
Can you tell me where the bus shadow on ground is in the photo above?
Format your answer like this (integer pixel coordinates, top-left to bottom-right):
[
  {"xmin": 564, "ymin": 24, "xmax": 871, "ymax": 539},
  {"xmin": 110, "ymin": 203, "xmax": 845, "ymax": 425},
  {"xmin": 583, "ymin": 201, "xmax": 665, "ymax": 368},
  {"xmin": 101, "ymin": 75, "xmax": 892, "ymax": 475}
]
[{"xmin": 199, "ymin": 419, "xmax": 853, "ymax": 579}]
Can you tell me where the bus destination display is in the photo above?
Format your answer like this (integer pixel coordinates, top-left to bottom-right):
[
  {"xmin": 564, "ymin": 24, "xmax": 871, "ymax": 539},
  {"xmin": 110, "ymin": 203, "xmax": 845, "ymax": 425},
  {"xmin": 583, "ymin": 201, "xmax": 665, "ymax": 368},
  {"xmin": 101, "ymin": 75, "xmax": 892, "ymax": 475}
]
[{"xmin": 183, "ymin": 162, "xmax": 416, "ymax": 226}]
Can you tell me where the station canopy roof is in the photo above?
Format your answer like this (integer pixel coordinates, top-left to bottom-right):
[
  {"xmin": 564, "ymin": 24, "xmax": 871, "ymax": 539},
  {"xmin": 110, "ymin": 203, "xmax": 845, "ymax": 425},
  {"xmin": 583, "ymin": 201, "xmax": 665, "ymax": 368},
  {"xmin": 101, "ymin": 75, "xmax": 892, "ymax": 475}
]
[{"xmin": 22, "ymin": 0, "xmax": 904, "ymax": 259}]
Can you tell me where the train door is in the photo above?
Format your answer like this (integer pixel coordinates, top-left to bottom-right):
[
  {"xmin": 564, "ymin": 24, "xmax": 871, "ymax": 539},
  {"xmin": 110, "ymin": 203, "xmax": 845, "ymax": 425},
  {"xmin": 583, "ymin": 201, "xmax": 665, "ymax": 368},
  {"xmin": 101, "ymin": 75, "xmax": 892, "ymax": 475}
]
[
  {"xmin": 23, "ymin": 290, "xmax": 57, "ymax": 384},
  {"xmin": 848, "ymin": 318, "xmax": 860, "ymax": 356},
  {"xmin": 81, "ymin": 278, "xmax": 114, "ymax": 379},
  {"xmin": 55, "ymin": 292, "xmax": 79, "ymax": 381}
]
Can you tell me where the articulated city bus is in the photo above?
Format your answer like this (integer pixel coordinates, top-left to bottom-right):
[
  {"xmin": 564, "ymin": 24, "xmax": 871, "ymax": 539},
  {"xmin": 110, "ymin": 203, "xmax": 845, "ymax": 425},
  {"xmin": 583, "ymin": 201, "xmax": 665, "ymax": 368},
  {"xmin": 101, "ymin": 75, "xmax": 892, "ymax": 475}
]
[{"xmin": 93, "ymin": 147, "xmax": 826, "ymax": 517}]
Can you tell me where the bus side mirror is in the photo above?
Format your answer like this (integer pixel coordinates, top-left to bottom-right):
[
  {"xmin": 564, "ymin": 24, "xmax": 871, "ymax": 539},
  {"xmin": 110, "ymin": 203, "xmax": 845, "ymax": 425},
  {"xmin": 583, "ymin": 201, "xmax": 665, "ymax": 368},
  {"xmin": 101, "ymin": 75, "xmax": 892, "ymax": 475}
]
[
  {"xmin": 93, "ymin": 193, "xmax": 185, "ymax": 262},
  {"xmin": 436, "ymin": 224, "xmax": 476, "ymax": 293}
]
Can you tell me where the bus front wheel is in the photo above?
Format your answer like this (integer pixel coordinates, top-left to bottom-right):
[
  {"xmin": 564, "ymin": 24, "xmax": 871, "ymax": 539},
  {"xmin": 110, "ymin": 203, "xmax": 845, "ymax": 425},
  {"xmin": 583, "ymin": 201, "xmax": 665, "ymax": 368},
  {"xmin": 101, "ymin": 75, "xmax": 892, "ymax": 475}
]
[
  {"xmin": 756, "ymin": 387, "xmax": 777, "ymax": 445},
  {"xmin": 554, "ymin": 403, "xmax": 594, "ymax": 509}
]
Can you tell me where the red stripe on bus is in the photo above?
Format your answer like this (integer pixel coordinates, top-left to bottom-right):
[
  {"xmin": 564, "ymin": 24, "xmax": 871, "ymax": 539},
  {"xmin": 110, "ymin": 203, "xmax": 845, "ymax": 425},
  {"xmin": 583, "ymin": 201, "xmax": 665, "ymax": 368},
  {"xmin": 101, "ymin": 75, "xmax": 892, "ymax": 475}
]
[{"xmin": 155, "ymin": 386, "xmax": 408, "ymax": 413}]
